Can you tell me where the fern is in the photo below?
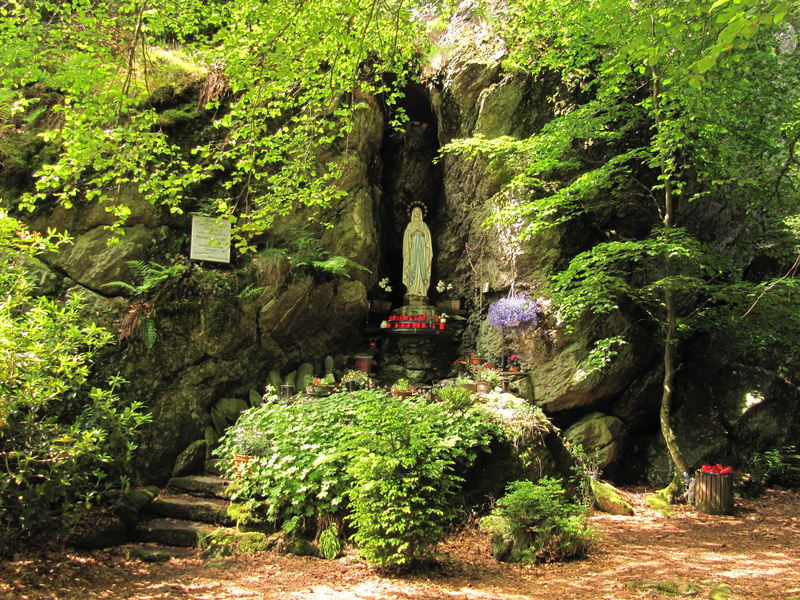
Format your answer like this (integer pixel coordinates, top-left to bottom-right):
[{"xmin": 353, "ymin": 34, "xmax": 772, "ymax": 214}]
[
  {"xmin": 318, "ymin": 523, "xmax": 342, "ymax": 560},
  {"xmin": 235, "ymin": 283, "xmax": 265, "ymax": 299},
  {"xmin": 141, "ymin": 317, "xmax": 158, "ymax": 350},
  {"xmin": 103, "ymin": 260, "xmax": 184, "ymax": 296},
  {"xmin": 312, "ymin": 255, "xmax": 370, "ymax": 278}
]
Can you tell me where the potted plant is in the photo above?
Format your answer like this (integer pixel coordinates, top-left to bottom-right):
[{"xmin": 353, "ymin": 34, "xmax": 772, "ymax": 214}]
[
  {"xmin": 506, "ymin": 354, "xmax": 521, "ymax": 372},
  {"xmin": 469, "ymin": 353, "xmax": 485, "ymax": 365},
  {"xmin": 304, "ymin": 374, "xmax": 335, "ymax": 396},
  {"xmin": 228, "ymin": 424, "xmax": 270, "ymax": 474},
  {"xmin": 390, "ymin": 378, "xmax": 414, "ymax": 398},
  {"xmin": 342, "ymin": 369, "xmax": 371, "ymax": 391},
  {"xmin": 436, "ymin": 280, "xmax": 460, "ymax": 311},
  {"xmin": 474, "ymin": 365, "xmax": 502, "ymax": 393},
  {"xmin": 372, "ymin": 277, "xmax": 393, "ymax": 312}
]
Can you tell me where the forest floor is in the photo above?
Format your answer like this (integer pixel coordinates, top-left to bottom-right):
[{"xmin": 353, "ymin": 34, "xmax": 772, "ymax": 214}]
[{"xmin": 1, "ymin": 488, "xmax": 798, "ymax": 600}]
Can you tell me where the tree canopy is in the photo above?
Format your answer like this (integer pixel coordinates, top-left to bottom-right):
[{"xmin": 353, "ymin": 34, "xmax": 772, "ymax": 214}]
[
  {"xmin": 444, "ymin": 0, "xmax": 800, "ymax": 494},
  {"xmin": 2, "ymin": 0, "xmax": 431, "ymax": 249}
]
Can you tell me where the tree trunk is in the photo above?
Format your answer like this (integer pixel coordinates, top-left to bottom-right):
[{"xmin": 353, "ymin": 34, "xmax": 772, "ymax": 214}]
[{"xmin": 652, "ymin": 66, "xmax": 690, "ymax": 501}]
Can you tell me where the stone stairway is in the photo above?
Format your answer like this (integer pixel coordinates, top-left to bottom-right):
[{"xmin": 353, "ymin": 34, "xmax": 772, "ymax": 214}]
[{"xmin": 131, "ymin": 475, "xmax": 234, "ymax": 560}]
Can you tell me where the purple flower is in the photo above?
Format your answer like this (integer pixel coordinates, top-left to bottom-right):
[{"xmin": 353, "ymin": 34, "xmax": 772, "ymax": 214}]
[{"xmin": 488, "ymin": 296, "xmax": 541, "ymax": 329}]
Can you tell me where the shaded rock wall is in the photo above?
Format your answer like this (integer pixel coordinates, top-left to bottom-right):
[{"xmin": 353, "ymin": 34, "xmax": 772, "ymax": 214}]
[{"xmin": 6, "ymin": 0, "xmax": 798, "ymax": 487}]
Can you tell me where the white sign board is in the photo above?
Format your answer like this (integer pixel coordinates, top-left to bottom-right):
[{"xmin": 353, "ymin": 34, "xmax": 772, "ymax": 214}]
[{"xmin": 190, "ymin": 215, "xmax": 231, "ymax": 263}]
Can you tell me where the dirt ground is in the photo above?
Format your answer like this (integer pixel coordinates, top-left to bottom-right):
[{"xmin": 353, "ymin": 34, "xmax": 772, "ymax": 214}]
[{"xmin": 1, "ymin": 488, "xmax": 798, "ymax": 600}]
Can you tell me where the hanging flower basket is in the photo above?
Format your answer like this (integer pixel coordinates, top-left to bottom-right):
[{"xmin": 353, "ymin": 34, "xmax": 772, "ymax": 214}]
[{"xmin": 488, "ymin": 296, "xmax": 541, "ymax": 329}]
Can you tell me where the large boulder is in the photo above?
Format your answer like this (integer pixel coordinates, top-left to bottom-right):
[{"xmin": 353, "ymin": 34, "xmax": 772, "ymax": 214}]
[{"xmin": 564, "ymin": 412, "xmax": 625, "ymax": 474}]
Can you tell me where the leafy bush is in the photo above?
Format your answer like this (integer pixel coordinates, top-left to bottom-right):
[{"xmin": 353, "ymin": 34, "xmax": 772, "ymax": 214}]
[
  {"xmin": 434, "ymin": 384, "xmax": 474, "ymax": 409},
  {"xmin": 215, "ymin": 391, "xmax": 371, "ymax": 522},
  {"xmin": 481, "ymin": 478, "xmax": 595, "ymax": 563},
  {"xmin": 344, "ymin": 398, "xmax": 499, "ymax": 571},
  {"xmin": 746, "ymin": 445, "xmax": 800, "ymax": 488},
  {"xmin": 215, "ymin": 389, "xmax": 504, "ymax": 570},
  {"xmin": 0, "ymin": 211, "xmax": 152, "ymax": 547}
]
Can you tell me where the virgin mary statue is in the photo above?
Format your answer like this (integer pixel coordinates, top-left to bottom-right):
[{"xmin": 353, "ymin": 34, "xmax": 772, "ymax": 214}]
[{"xmin": 402, "ymin": 206, "xmax": 432, "ymax": 298}]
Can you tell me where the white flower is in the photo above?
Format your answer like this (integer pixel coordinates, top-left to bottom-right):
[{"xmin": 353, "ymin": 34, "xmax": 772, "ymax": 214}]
[{"xmin": 378, "ymin": 277, "xmax": 392, "ymax": 293}]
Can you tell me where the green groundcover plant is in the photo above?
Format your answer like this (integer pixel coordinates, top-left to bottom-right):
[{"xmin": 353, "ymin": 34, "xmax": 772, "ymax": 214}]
[{"xmin": 215, "ymin": 389, "xmax": 505, "ymax": 570}]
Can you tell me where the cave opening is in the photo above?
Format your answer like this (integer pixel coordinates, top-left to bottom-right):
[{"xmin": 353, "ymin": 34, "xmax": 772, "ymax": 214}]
[{"xmin": 378, "ymin": 81, "xmax": 443, "ymax": 307}]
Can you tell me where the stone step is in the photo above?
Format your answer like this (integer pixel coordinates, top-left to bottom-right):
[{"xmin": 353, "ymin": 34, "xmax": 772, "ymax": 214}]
[
  {"xmin": 166, "ymin": 475, "xmax": 231, "ymax": 499},
  {"xmin": 147, "ymin": 495, "xmax": 234, "ymax": 526},
  {"xmin": 135, "ymin": 518, "xmax": 219, "ymax": 548}
]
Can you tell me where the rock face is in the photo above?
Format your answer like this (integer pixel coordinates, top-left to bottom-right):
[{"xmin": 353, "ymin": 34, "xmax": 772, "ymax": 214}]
[{"xmin": 8, "ymin": 0, "xmax": 799, "ymax": 487}]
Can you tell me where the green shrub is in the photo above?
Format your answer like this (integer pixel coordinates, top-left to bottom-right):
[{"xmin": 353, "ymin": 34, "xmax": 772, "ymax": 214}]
[
  {"xmin": 434, "ymin": 384, "xmax": 474, "ymax": 409},
  {"xmin": 215, "ymin": 389, "xmax": 503, "ymax": 570},
  {"xmin": 746, "ymin": 445, "xmax": 800, "ymax": 488},
  {"xmin": 215, "ymin": 391, "xmax": 375, "ymax": 522},
  {"xmin": 344, "ymin": 398, "xmax": 499, "ymax": 571},
  {"xmin": 0, "ymin": 211, "xmax": 152, "ymax": 548},
  {"xmin": 481, "ymin": 478, "xmax": 595, "ymax": 563}
]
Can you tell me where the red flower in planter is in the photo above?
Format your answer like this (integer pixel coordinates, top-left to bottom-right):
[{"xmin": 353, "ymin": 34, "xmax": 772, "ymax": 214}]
[{"xmin": 701, "ymin": 464, "xmax": 733, "ymax": 474}]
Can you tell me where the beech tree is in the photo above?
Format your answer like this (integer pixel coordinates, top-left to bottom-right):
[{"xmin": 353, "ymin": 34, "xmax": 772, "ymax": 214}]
[
  {"xmin": 445, "ymin": 0, "xmax": 800, "ymax": 498},
  {"xmin": 1, "ymin": 0, "xmax": 428, "ymax": 249}
]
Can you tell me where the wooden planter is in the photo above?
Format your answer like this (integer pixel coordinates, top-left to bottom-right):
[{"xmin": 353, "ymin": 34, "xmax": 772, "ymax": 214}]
[
  {"xmin": 436, "ymin": 299, "xmax": 461, "ymax": 311},
  {"xmin": 391, "ymin": 389, "xmax": 414, "ymax": 398},
  {"xmin": 695, "ymin": 471, "xmax": 734, "ymax": 515}
]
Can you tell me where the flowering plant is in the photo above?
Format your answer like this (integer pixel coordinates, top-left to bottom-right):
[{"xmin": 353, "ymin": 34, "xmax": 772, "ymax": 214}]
[
  {"xmin": 474, "ymin": 366, "xmax": 502, "ymax": 387},
  {"xmin": 391, "ymin": 378, "xmax": 413, "ymax": 391},
  {"xmin": 701, "ymin": 464, "xmax": 733, "ymax": 474},
  {"xmin": 507, "ymin": 354, "xmax": 520, "ymax": 367},
  {"xmin": 342, "ymin": 370, "xmax": 371, "ymax": 390},
  {"xmin": 436, "ymin": 279, "xmax": 455, "ymax": 299},
  {"xmin": 488, "ymin": 295, "xmax": 541, "ymax": 329},
  {"xmin": 377, "ymin": 277, "xmax": 392, "ymax": 299}
]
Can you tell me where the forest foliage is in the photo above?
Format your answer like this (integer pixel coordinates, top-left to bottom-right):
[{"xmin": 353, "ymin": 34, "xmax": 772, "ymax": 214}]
[
  {"xmin": 1, "ymin": 0, "xmax": 800, "ymax": 544},
  {"xmin": 443, "ymin": 0, "xmax": 800, "ymax": 492},
  {"xmin": 1, "ymin": 0, "xmax": 430, "ymax": 249},
  {"xmin": 0, "ymin": 210, "xmax": 152, "ymax": 550}
]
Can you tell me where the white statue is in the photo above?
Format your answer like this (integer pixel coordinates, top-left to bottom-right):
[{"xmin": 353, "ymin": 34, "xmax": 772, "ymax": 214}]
[{"xmin": 402, "ymin": 206, "xmax": 432, "ymax": 297}]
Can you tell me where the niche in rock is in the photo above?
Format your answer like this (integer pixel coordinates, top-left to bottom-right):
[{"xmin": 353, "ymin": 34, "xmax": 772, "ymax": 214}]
[{"xmin": 379, "ymin": 82, "xmax": 443, "ymax": 305}]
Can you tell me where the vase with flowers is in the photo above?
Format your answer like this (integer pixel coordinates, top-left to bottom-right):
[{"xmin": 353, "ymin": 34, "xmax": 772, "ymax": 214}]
[
  {"xmin": 469, "ymin": 353, "xmax": 485, "ymax": 365},
  {"xmin": 506, "ymin": 354, "xmax": 521, "ymax": 371},
  {"xmin": 372, "ymin": 277, "xmax": 393, "ymax": 312},
  {"xmin": 436, "ymin": 280, "xmax": 461, "ymax": 311}
]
